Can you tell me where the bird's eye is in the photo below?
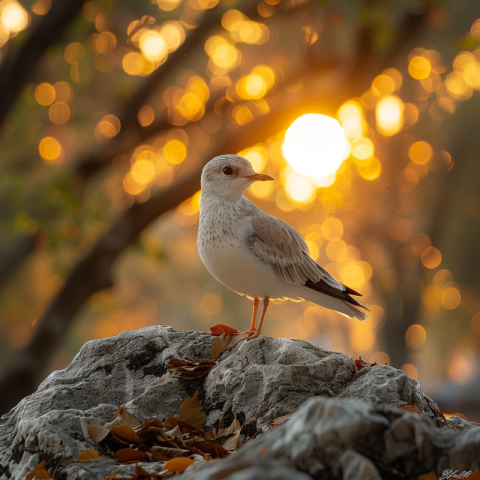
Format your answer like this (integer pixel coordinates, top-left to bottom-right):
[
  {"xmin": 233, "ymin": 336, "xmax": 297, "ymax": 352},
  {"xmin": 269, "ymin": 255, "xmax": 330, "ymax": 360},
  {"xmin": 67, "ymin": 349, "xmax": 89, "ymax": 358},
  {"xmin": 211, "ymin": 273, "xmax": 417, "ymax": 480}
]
[{"xmin": 223, "ymin": 166, "xmax": 233, "ymax": 176}]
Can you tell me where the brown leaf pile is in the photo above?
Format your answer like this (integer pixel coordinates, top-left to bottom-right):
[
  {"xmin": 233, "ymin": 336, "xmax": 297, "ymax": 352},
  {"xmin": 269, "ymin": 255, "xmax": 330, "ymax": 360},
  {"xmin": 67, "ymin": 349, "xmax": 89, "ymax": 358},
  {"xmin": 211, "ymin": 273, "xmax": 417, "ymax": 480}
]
[{"xmin": 166, "ymin": 333, "xmax": 233, "ymax": 380}]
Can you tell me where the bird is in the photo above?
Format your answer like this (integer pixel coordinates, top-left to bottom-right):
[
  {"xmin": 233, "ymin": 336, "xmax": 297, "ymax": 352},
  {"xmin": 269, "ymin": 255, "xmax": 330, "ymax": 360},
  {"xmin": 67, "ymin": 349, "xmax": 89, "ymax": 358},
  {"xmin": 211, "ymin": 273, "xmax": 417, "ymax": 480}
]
[{"xmin": 197, "ymin": 154, "xmax": 369, "ymax": 347}]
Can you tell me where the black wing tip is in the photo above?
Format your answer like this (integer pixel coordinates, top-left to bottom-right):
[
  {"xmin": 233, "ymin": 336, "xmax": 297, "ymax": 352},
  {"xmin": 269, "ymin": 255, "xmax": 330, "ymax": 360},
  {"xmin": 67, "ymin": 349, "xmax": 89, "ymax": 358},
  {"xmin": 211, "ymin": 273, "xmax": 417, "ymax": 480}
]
[{"xmin": 344, "ymin": 285, "xmax": 363, "ymax": 297}]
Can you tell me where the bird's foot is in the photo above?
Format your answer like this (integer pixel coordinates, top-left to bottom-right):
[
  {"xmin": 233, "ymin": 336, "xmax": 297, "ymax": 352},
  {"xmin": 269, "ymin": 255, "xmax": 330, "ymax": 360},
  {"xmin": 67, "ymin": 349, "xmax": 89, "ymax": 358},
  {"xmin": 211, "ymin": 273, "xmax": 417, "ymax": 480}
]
[
  {"xmin": 234, "ymin": 328, "xmax": 257, "ymax": 336},
  {"xmin": 228, "ymin": 331, "xmax": 260, "ymax": 350}
]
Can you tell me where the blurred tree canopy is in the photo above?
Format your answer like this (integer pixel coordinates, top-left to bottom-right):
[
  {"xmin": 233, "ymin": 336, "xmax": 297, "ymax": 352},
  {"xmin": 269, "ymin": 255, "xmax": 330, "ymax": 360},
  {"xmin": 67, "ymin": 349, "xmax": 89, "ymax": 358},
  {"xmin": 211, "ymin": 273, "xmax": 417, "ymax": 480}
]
[{"xmin": 0, "ymin": 0, "xmax": 480, "ymax": 416}]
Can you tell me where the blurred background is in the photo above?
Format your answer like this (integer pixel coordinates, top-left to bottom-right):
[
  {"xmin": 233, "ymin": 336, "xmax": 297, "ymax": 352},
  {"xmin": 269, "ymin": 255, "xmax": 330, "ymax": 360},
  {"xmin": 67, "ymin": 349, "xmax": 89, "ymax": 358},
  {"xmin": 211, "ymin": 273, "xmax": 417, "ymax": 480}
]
[{"xmin": 0, "ymin": 0, "xmax": 479, "ymax": 420}]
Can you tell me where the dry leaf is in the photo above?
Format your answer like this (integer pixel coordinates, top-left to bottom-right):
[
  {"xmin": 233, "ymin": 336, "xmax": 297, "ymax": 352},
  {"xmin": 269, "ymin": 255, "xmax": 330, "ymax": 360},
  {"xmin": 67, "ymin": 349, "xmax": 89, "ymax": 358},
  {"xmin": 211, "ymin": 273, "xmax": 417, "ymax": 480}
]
[
  {"xmin": 189, "ymin": 441, "xmax": 228, "ymax": 458},
  {"xmin": 218, "ymin": 429, "xmax": 242, "ymax": 451},
  {"xmin": 354, "ymin": 357, "xmax": 378, "ymax": 373},
  {"xmin": 76, "ymin": 449, "xmax": 104, "ymax": 461},
  {"xmin": 209, "ymin": 324, "xmax": 239, "ymax": 336},
  {"xmin": 178, "ymin": 391, "xmax": 206, "ymax": 430},
  {"xmin": 105, "ymin": 406, "xmax": 140, "ymax": 430},
  {"xmin": 211, "ymin": 333, "xmax": 232, "ymax": 361},
  {"xmin": 397, "ymin": 404, "xmax": 422, "ymax": 414},
  {"xmin": 150, "ymin": 446, "xmax": 190, "ymax": 462},
  {"xmin": 134, "ymin": 464, "xmax": 171, "ymax": 479},
  {"xmin": 270, "ymin": 415, "xmax": 292, "ymax": 426},
  {"xmin": 25, "ymin": 461, "xmax": 52, "ymax": 480},
  {"xmin": 110, "ymin": 425, "xmax": 142, "ymax": 444},
  {"xmin": 217, "ymin": 418, "xmax": 241, "ymax": 438},
  {"xmin": 88, "ymin": 426, "xmax": 111, "ymax": 446},
  {"xmin": 115, "ymin": 447, "xmax": 149, "ymax": 464},
  {"xmin": 167, "ymin": 357, "xmax": 217, "ymax": 380},
  {"xmin": 163, "ymin": 415, "xmax": 199, "ymax": 433},
  {"xmin": 161, "ymin": 457, "xmax": 195, "ymax": 473}
]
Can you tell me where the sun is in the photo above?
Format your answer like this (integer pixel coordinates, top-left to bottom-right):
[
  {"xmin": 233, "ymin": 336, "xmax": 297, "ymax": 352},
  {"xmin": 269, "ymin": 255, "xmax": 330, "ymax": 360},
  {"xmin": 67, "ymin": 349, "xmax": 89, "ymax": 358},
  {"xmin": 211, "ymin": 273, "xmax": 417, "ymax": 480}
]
[{"xmin": 282, "ymin": 113, "xmax": 347, "ymax": 179}]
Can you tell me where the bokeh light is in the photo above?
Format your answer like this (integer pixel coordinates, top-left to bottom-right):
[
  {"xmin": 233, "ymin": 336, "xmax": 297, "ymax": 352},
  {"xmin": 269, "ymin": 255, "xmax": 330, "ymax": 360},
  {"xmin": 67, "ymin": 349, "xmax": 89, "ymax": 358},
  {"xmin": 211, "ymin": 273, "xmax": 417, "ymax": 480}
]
[
  {"xmin": 139, "ymin": 30, "xmax": 168, "ymax": 63},
  {"xmin": 39, "ymin": 137, "xmax": 63, "ymax": 164},
  {"xmin": 375, "ymin": 95, "xmax": 404, "ymax": 136},
  {"xmin": 405, "ymin": 324, "xmax": 426, "ymax": 348},
  {"xmin": 1, "ymin": 0, "xmax": 29, "ymax": 32},
  {"xmin": 283, "ymin": 114, "xmax": 347, "ymax": 179}
]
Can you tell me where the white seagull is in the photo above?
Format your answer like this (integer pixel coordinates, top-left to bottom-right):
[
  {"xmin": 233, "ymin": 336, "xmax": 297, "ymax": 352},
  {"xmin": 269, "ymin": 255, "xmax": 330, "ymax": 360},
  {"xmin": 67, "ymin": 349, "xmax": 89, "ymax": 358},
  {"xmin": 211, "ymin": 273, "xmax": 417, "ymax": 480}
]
[{"xmin": 197, "ymin": 155, "xmax": 369, "ymax": 346}]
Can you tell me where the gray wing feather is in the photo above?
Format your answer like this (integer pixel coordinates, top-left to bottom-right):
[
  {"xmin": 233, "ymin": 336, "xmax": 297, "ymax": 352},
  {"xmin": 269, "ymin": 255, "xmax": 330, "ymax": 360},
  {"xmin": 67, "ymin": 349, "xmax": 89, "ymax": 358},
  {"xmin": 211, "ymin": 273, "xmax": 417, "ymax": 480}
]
[{"xmin": 248, "ymin": 214, "xmax": 345, "ymax": 290}]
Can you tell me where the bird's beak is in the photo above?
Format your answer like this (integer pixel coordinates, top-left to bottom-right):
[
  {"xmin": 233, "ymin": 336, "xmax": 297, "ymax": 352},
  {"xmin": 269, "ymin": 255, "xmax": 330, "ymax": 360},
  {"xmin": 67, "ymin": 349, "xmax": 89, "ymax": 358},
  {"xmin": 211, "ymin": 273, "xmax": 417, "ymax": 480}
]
[{"xmin": 246, "ymin": 173, "xmax": 274, "ymax": 182}]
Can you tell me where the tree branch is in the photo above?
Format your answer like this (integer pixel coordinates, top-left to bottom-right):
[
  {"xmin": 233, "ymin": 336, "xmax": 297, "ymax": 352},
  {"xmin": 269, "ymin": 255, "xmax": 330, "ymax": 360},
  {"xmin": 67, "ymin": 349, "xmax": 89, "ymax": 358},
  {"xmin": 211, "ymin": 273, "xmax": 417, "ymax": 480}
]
[
  {"xmin": 0, "ymin": 0, "xmax": 87, "ymax": 126},
  {"xmin": 0, "ymin": 233, "xmax": 39, "ymax": 287}
]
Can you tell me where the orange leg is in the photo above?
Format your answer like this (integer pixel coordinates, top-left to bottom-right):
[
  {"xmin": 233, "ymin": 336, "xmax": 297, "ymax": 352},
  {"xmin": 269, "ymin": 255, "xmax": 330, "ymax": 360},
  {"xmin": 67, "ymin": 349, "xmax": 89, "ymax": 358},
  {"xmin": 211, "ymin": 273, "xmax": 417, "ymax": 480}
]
[
  {"xmin": 229, "ymin": 297, "xmax": 269, "ymax": 350},
  {"xmin": 234, "ymin": 297, "xmax": 259, "ymax": 335}
]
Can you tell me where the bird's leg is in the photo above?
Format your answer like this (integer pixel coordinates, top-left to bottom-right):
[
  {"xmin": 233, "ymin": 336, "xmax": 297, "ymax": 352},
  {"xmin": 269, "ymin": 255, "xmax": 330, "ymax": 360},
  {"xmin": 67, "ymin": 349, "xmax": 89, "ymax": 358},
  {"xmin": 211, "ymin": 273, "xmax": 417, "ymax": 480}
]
[
  {"xmin": 234, "ymin": 297, "xmax": 259, "ymax": 335},
  {"xmin": 229, "ymin": 297, "xmax": 268, "ymax": 350},
  {"xmin": 255, "ymin": 297, "xmax": 269, "ymax": 336}
]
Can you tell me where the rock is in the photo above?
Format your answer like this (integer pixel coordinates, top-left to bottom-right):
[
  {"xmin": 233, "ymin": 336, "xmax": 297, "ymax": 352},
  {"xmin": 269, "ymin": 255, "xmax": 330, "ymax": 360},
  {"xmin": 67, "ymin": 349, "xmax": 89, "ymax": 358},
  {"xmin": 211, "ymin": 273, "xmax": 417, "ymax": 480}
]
[{"xmin": 0, "ymin": 326, "xmax": 478, "ymax": 480}]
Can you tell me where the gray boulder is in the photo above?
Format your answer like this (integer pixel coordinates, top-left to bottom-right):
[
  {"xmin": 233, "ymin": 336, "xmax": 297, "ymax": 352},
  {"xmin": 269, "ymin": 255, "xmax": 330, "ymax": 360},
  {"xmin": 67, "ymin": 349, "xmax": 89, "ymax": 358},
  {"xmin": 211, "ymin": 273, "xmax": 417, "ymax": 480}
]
[{"xmin": 0, "ymin": 326, "xmax": 477, "ymax": 480}]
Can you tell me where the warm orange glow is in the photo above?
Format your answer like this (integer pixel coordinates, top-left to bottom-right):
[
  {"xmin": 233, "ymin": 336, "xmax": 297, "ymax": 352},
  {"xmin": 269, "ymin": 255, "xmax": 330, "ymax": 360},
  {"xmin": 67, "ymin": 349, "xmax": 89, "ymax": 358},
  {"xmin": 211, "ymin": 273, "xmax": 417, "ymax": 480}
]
[
  {"xmin": 471, "ymin": 19, "xmax": 480, "ymax": 40},
  {"xmin": 321, "ymin": 218, "xmax": 343, "ymax": 241},
  {"xmin": 95, "ymin": 115, "xmax": 121, "ymax": 140},
  {"xmin": 421, "ymin": 247, "xmax": 441, "ymax": 269},
  {"xmin": 199, "ymin": 292, "xmax": 222, "ymax": 315},
  {"xmin": 64, "ymin": 42, "xmax": 85, "ymax": 64},
  {"xmin": 445, "ymin": 72, "xmax": 472, "ymax": 100},
  {"xmin": 53, "ymin": 82, "xmax": 73, "ymax": 103},
  {"xmin": 157, "ymin": 0, "xmax": 181, "ymax": 11},
  {"xmin": 285, "ymin": 174, "xmax": 314, "ymax": 204},
  {"xmin": 372, "ymin": 74, "xmax": 395, "ymax": 96},
  {"xmin": 351, "ymin": 137, "xmax": 374, "ymax": 167},
  {"xmin": 371, "ymin": 351, "xmax": 390, "ymax": 365},
  {"xmin": 341, "ymin": 263, "xmax": 365, "ymax": 289},
  {"xmin": 401, "ymin": 364, "xmax": 418, "ymax": 379},
  {"xmin": 49, "ymin": 102, "xmax": 70, "ymax": 124},
  {"xmin": 1, "ymin": 0, "xmax": 29, "ymax": 32},
  {"xmin": 405, "ymin": 324, "xmax": 426, "ymax": 348},
  {"xmin": 237, "ymin": 75, "xmax": 266, "ymax": 100},
  {"xmin": 448, "ymin": 352, "xmax": 473, "ymax": 384},
  {"xmin": 205, "ymin": 36, "xmax": 241, "ymax": 74},
  {"xmin": 222, "ymin": 10, "xmax": 269, "ymax": 45},
  {"xmin": 421, "ymin": 285, "xmax": 442, "ymax": 310},
  {"xmin": 471, "ymin": 312, "xmax": 480, "ymax": 335},
  {"xmin": 39, "ymin": 137, "xmax": 63, "ymax": 163},
  {"xmin": 164, "ymin": 140, "xmax": 187, "ymax": 164},
  {"xmin": 138, "ymin": 105, "xmax": 155, "ymax": 126},
  {"xmin": 408, "ymin": 56, "xmax": 431, "ymax": 80},
  {"xmin": 410, "ymin": 233, "xmax": 431, "ymax": 256},
  {"xmin": 375, "ymin": 95, "xmax": 404, "ymax": 136},
  {"xmin": 326, "ymin": 239, "xmax": 347, "ymax": 261},
  {"xmin": 139, "ymin": 30, "xmax": 168, "ymax": 63},
  {"xmin": 338, "ymin": 101, "xmax": 366, "ymax": 139},
  {"xmin": 283, "ymin": 114, "xmax": 347, "ymax": 179},
  {"xmin": 350, "ymin": 322, "xmax": 374, "ymax": 353},
  {"xmin": 122, "ymin": 52, "xmax": 155, "ymax": 76},
  {"xmin": 441, "ymin": 287, "xmax": 461, "ymax": 309},
  {"xmin": 357, "ymin": 157, "xmax": 381, "ymax": 180},
  {"xmin": 159, "ymin": 21, "xmax": 185, "ymax": 52},
  {"xmin": 238, "ymin": 145, "xmax": 268, "ymax": 172},
  {"xmin": 250, "ymin": 180, "xmax": 274, "ymax": 199},
  {"xmin": 35, "ymin": 83, "xmax": 55, "ymax": 106},
  {"xmin": 31, "ymin": 0, "xmax": 51, "ymax": 15},
  {"xmin": 131, "ymin": 159, "xmax": 156, "ymax": 185}
]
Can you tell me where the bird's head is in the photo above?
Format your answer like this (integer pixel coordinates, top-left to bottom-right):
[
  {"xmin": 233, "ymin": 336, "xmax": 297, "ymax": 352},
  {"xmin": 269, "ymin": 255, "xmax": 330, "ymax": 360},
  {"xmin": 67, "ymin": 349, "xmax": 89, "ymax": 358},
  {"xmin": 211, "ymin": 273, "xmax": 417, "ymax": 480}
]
[{"xmin": 201, "ymin": 154, "xmax": 273, "ymax": 199}]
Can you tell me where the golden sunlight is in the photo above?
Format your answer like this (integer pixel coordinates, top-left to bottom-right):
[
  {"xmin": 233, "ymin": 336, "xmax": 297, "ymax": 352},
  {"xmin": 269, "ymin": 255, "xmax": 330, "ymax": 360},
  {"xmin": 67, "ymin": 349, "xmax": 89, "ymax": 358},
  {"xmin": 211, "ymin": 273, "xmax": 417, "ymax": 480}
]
[
  {"xmin": 375, "ymin": 95, "xmax": 404, "ymax": 136},
  {"xmin": 283, "ymin": 114, "xmax": 347, "ymax": 179}
]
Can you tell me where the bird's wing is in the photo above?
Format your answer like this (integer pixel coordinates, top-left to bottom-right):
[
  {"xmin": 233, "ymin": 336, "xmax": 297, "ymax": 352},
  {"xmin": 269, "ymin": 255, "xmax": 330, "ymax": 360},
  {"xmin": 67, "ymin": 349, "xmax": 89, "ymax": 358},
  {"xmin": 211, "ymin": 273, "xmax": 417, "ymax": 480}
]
[
  {"xmin": 248, "ymin": 214, "xmax": 345, "ymax": 289},
  {"xmin": 247, "ymin": 214, "xmax": 369, "ymax": 316}
]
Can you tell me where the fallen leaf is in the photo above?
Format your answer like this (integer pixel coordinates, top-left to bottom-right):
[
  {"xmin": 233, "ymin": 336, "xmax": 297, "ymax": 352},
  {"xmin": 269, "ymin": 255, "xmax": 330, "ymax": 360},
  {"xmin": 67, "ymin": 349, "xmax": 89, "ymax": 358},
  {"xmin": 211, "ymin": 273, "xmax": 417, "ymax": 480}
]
[
  {"xmin": 424, "ymin": 394, "xmax": 449, "ymax": 428},
  {"xmin": 115, "ymin": 448, "xmax": 149, "ymax": 464},
  {"xmin": 105, "ymin": 406, "xmax": 140, "ymax": 430},
  {"xmin": 218, "ymin": 429, "xmax": 242, "ymax": 451},
  {"xmin": 178, "ymin": 391, "xmax": 206, "ymax": 430},
  {"xmin": 209, "ymin": 324, "xmax": 239, "ymax": 336},
  {"xmin": 397, "ymin": 404, "xmax": 422, "ymax": 414},
  {"xmin": 150, "ymin": 446, "xmax": 190, "ymax": 462},
  {"xmin": 211, "ymin": 333, "xmax": 232, "ymax": 361},
  {"xmin": 88, "ymin": 426, "xmax": 111, "ymax": 447},
  {"xmin": 189, "ymin": 441, "xmax": 229, "ymax": 458},
  {"xmin": 217, "ymin": 418, "xmax": 241, "ymax": 438},
  {"xmin": 354, "ymin": 357, "xmax": 377, "ymax": 373},
  {"xmin": 110, "ymin": 425, "xmax": 142, "ymax": 444},
  {"xmin": 25, "ymin": 461, "xmax": 52, "ymax": 480},
  {"xmin": 269, "ymin": 415, "xmax": 292, "ymax": 427},
  {"xmin": 161, "ymin": 457, "xmax": 195, "ymax": 473},
  {"xmin": 76, "ymin": 449, "xmax": 104, "ymax": 461},
  {"xmin": 134, "ymin": 464, "xmax": 171, "ymax": 479},
  {"xmin": 163, "ymin": 415, "xmax": 199, "ymax": 433},
  {"xmin": 165, "ymin": 425, "xmax": 181, "ymax": 437},
  {"xmin": 167, "ymin": 357, "xmax": 217, "ymax": 380}
]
